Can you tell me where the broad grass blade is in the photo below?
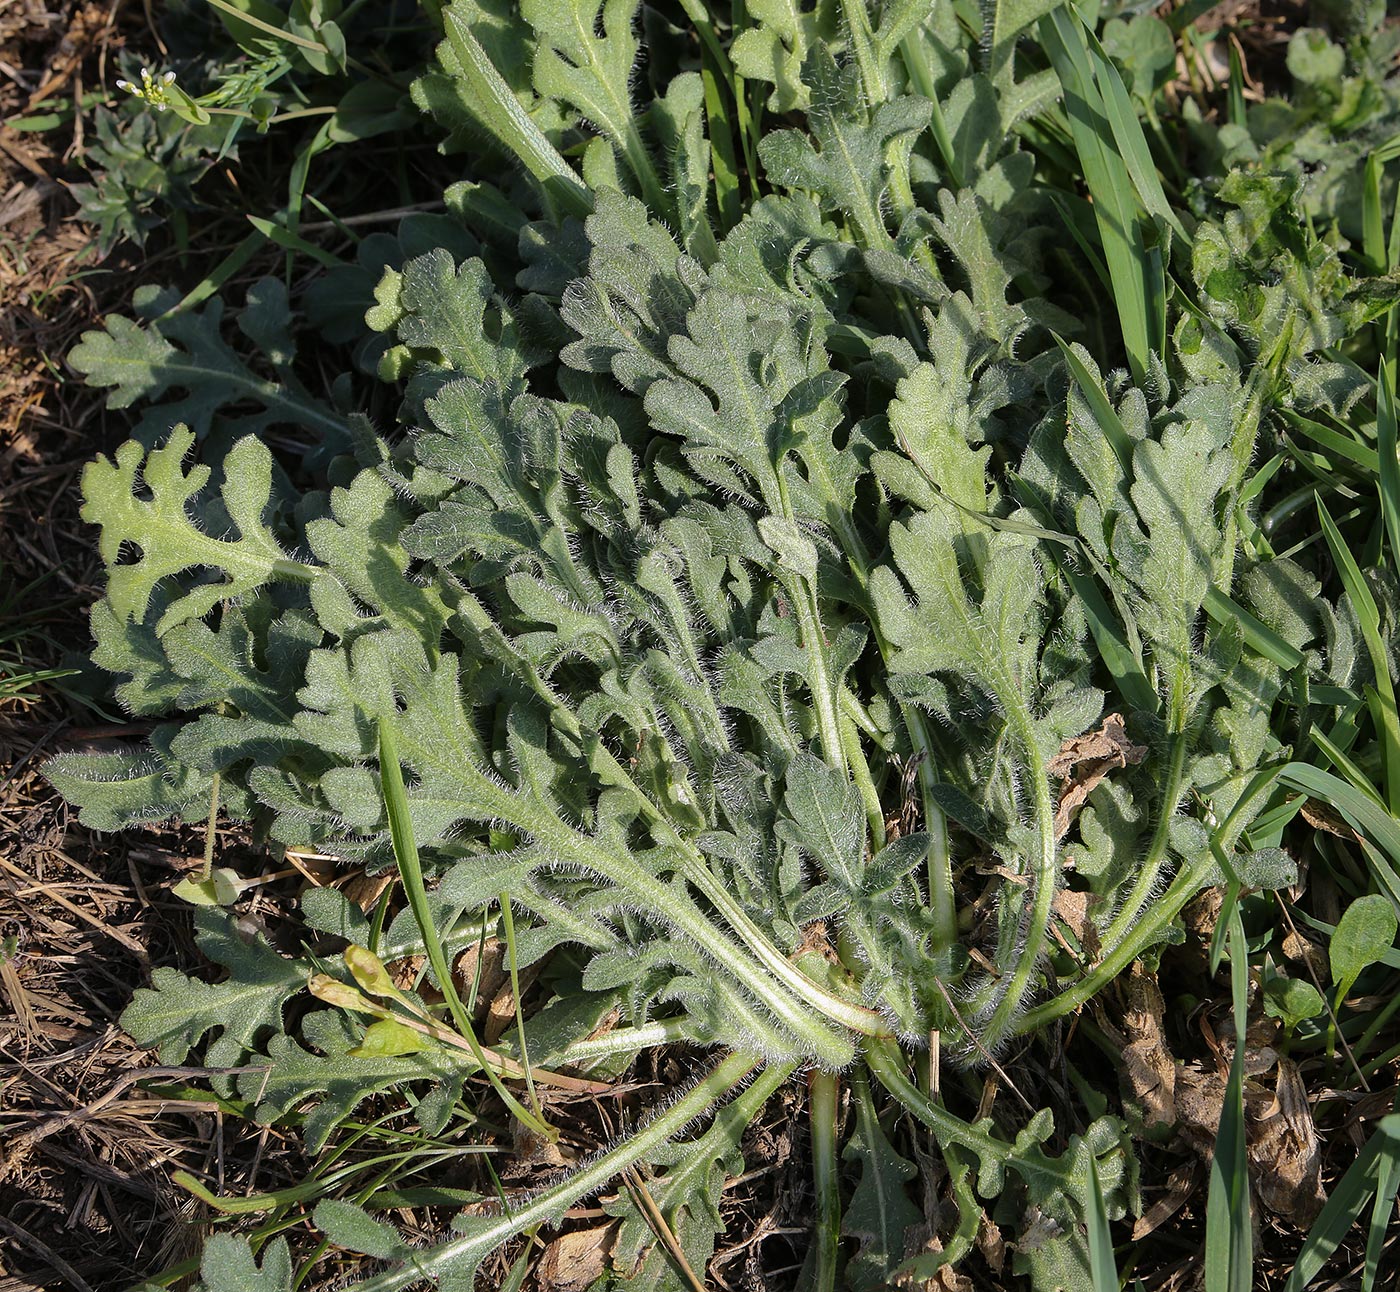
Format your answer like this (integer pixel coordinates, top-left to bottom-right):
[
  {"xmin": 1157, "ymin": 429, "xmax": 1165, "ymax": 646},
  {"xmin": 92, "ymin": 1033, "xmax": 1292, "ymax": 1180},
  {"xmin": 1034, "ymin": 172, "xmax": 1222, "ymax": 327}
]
[
  {"xmin": 1284, "ymin": 1115, "xmax": 1400, "ymax": 1292},
  {"xmin": 1377, "ymin": 361, "xmax": 1400, "ymax": 571},
  {"xmin": 1317, "ymin": 498, "xmax": 1400, "ymax": 810},
  {"xmin": 1042, "ymin": 10, "xmax": 1165, "ymax": 384},
  {"xmin": 1205, "ymin": 908, "xmax": 1252, "ymax": 1292},
  {"xmin": 1364, "ymin": 1106, "xmax": 1400, "ymax": 1290},
  {"xmin": 1086, "ymin": 1150, "xmax": 1120, "ymax": 1292}
]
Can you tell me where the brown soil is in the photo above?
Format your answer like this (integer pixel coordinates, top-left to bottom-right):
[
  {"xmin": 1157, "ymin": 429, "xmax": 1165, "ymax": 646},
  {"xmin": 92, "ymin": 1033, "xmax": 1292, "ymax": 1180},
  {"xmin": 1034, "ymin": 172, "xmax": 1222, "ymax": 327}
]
[{"xmin": 0, "ymin": 6, "xmax": 304, "ymax": 1288}]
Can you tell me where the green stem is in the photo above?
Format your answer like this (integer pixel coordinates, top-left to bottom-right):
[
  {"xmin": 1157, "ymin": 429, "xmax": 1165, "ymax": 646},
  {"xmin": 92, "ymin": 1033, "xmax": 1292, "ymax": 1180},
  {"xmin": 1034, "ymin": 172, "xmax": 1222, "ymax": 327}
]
[
  {"xmin": 904, "ymin": 706, "xmax": 956, "ymax": 951},
  {"xmin": 201, "ymin": 771, "xmax": 220, "ymax": 882},
  {"xmin": 352, "ymin": 1052, "xmax": 767, "ymax": 1292},
  {"xmin": 843, "ymin": 710, "xmax": 886, "ymax": 848},
  {"xmin": 553, "ymin": 1016, "xmax": 695, "ymax": 1067},
  {"xmin": 448, "ymin": 594, "xmax": 884, "ymax": 1048},
  {"xmin": 864, "ymin": 1037, "xmax": 1045, "ymax": 1178},
  {"xmin": 378, "ymin": 721, "xmax": 553, "ymax": 1140},
  {"xmin": 899, "ymin": 35, "xmax": 962, "ymax": 187},
  {"xmin": 1102, "ymin": 724, "xmax": 1188, "ymax": 950},
  {"xmin": 497, "ymin": 892, "xmax": 543, "ymax": 1123},
  {"xmin": 266, "ymin": 106, "xmax": 339, "ymax": 124},
  {"xmin": 969, "ymin": 692, "xmax": 1058, "ymax": 1052},
  {"xmin": 1220, "ymin": 367, "xmax": 1270, "ymax": 569},
  {"xmin": 809, "ymin": 1069, "xmax": 842, "ymax": 1292},
  {"xmin": 673, "ymin": 858, "xmax": 890, "ymax": 1045},
  {"xmin": 201, "ymin": 0, "xmax": 333, "ymax": 53},
  {"xmin": 827, "ymin": 517, "xmax": 956, "ymax": 949},
  {"xmin": 1016, "ymin": 847, "xmax": 1216, "ymax": 1032},
  {"xmin": 781, "ymin": 580, "xmax": 846, "ymax": 777},
  {"xmin": 838, "ymin": 0, "xmax": 885, "ymax": 103},
  {"xmin": 618, "ymin": 119, "xmax": 670, "ymax": 223}
]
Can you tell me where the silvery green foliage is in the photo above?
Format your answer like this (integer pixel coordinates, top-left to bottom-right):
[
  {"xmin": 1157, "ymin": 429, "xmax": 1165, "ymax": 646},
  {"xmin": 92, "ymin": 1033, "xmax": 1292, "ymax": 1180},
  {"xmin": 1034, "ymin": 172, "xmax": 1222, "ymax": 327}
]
[{"xmin": 51, "ymin": 0, "xmax": 1372, "ymax": 1285}]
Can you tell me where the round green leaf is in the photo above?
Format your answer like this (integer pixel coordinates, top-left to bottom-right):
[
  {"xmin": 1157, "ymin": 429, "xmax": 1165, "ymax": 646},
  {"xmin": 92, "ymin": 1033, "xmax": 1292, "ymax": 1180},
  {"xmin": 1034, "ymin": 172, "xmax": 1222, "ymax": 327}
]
[
  {"xmin": 347, "ymin": 1018, "xmax": 430, "ymax": 1059},
  {"xmin": 172, "ymin": 866, "xmax": 244, "ymax": 907},
  {"xmin": 1262, "ymin": 972, "xmax": 1325, "ymax": 1031},
  {"xmin": 1330, "ymin": 894, "xmax": 1399, "ymax": 998}
]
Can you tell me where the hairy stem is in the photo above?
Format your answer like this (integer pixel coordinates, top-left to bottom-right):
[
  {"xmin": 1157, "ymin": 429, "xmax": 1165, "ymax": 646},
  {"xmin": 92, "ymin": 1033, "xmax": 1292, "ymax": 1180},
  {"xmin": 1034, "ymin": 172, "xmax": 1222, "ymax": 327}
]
[
  {"xmin": 968, "ymin": 689, "xmax": 1058, "ymax": 1053},
  {"xmin": 1102, "ymin": 712, "xmax": 1189, "ymax": 951},
  {"xmin": 1015, "ymin": 846, "xmax": 1216, "ymax": 1032},
  {"xmin": 352, "ymin": 1052, "xmax": 768, "ymax": 1292}
]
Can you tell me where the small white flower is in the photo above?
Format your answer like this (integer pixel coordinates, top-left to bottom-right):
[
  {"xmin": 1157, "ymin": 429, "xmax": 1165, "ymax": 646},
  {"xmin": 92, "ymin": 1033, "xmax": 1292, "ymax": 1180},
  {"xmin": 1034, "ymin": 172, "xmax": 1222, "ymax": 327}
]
[{"xmin": 116, "ymin": 66, "xmax": 179, "ymax": 112}]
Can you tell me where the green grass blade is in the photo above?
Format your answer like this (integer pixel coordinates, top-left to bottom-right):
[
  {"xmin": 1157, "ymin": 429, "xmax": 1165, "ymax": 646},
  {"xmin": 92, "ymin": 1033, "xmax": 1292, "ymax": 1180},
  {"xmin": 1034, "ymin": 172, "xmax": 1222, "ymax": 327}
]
[
  {"xmin": 1053, "ymin": 335, "xmax": 1135, "ymax": 474},
  {"xmin": 899, "ymin": 33, "xmax": 961, "ymax": 186},
  {"xmin": 1284, "ymin": 1115, "xmax": 1400, "ymax": 1292},
  {"xmin": 1309, "ymin": 725, "xmax": 1387, "ymax": 808},
  {"xmin": 1280, "ymin": 408, "xmax": 1379, "ymax": 475},
  {"xmin": 247, "ymin": 215, "xmax": 348, "ymax": 268},
  {"xmin": 1081, "ymin": 22, "xmax": 1189, "ymax": 246},
  {"xmin": 1226, "ymin": 41, "xmax": 1246, "ymax": 128},
  {"xmin": 673, "ymin": 0, "xmax": 742, "ymax": 228},
  {"xmin": 496, "ymin": 891, "xmax": 544, "ymax": 1124},
  {"xmin": 1317, "ymin": 498, "xmax": 1400, "ymax": 810},
  {"xmin": 1276, "ymin": 763, "xmax": 1400, "ymax": 915},
  {"xmin": 1362, "ymin": 137, "xmax": 1400, "ymax": 274},
  {"xmin": 1041, "ymin": 10, "xmax": 1161, "ymax": 384},
  {"xmin": 1067, "ymin": 564, "xmax": 1158, "ymax": 713},
  {"xmin": 155, "ymin": 232, "xmax": 265, "ymax": 319},
  {"xmin": 1278, "ymin": 763, "xmax": 1400, "ymax": 861},
  {"xmin": 700, "ymin": 61, "xmax": 741, "ymax": 230},
  {"xmin": 1377, "ymin": 360, "xmax": 1400, "ymax": 570},
  {"xmin": 809, "ymin": 1069, "xmax": 841, "ymax": 1292},
  {"xmin": 1205, "ymin": 906, "xmax": 1252, "ymax": 1292},
  {"xmin": 1086, "ymin": 1150, "xmax": 1120, "ymax": 1292},
  {"xmin": 1364, "ymin": 1104, "xmax": 1400, "ymax": 1290},
  {"xmin": 377, "ymin": 720, "xmax": 553, "ymax": 1139},
  {"xmin": 1203, "ymin": 587, "xmax": 1306, "ymax": 672}
]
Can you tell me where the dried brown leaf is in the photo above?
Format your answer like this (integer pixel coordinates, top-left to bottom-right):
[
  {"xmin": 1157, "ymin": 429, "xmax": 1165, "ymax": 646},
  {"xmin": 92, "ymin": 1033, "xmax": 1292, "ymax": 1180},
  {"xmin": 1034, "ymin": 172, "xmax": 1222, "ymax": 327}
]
[
  {"xmin": 1281, "ymin": 928, "xmax": 1329, "ymax": 983},
  {"xmin": 1052, "ymin": 888, "xmax": 1102, "ymax": 961},
  {"xmin": 1250, "ymin": 1058, "xmax": 1325, "ymax": 1225},
  {"xmin": 977, "ymin": 1215, "xmax": 1005, "ymax": 1274},
  {"xmin": 1119, "ymin": 964, "xmax": 1175, "ymax": 1130},
  {"xmin": 484, "ymin": 961, "xmax": 542, "ymax": 1045},
  {"xmin": 892, "ymin": 1238, "xmax": 975, "ymax": 1292},
  {"xmin": 537, "ymin": 1223, "xmax": 618, "ymax": 1291},
  {"xmin": 1174, "ymin": 1064, "xmax": 1229, "ymax": 1156},
  {"xmin": 1182, "ymin": 886, "xmax": 1224, "ymax": 942},
  {"xmin": 1299, "ymin": 799, "xmax": 1356, "ymax": 840},
  {"xmin": 1132, "ymin": 1160, "xmax": 1199, "ymax": 1240},
  {"xmin": 452, "ymin": 937, "xmax": 506, "ymax": 1020},
  {"xmin": 1048, "ymin": 714, "xmax": 1147, "ymax": 841}
]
